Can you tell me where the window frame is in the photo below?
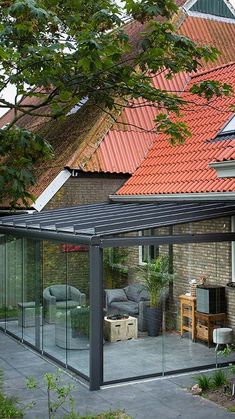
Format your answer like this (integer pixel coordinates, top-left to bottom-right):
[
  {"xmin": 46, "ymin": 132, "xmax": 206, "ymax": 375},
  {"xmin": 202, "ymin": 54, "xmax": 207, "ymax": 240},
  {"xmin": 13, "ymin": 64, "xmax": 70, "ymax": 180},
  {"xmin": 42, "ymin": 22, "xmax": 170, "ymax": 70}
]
[{"xmin": 138, "ymin": 229, "xmax": 159, "ymax": 265}]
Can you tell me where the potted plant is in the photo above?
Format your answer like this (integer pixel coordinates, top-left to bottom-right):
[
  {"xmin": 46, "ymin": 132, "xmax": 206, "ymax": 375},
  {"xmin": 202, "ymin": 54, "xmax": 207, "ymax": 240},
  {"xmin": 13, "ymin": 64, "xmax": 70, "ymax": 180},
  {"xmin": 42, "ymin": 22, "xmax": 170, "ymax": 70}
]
[{"xmin": 139, "ymin": 255, "xmax": 174, "ymax": 336}]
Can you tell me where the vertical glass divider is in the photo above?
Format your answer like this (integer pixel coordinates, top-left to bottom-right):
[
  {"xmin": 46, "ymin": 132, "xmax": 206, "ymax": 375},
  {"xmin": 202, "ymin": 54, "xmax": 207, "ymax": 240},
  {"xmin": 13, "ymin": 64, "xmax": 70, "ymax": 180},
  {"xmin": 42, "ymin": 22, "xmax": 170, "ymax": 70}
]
[
  {"xmin": 21, "ymin": 238, "xmax": 25, "ymax": 342},
  {"xmin": 66, "ymin": 250, "xmax": 69, "ymax": 367},
  {"xmin": 4, "ymin": 237, "xmax": 7, "ymax": 331},
  {"xmin": 35, "ymin": 241, "xmax": 41, "ymax": 349},
  {"xmin": 89, "ymin": 244, "xmax": 103, "ymax": 391}
]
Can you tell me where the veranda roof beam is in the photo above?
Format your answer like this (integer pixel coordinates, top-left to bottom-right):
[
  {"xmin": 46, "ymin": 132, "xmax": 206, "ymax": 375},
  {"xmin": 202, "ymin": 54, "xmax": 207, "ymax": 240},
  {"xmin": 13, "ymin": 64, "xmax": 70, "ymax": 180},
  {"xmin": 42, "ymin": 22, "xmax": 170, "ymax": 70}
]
[{"xmin": 100, "ymin": 232, "xmax": 235, "ymax": 248}]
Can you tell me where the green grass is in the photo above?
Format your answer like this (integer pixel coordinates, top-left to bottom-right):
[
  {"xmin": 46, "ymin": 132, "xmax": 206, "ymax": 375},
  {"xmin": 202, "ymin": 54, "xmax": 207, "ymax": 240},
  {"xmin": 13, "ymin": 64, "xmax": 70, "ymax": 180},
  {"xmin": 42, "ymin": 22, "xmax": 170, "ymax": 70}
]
[{"xmin": 227, "ymin": 406, "xmax": 235, "ymax": 413}]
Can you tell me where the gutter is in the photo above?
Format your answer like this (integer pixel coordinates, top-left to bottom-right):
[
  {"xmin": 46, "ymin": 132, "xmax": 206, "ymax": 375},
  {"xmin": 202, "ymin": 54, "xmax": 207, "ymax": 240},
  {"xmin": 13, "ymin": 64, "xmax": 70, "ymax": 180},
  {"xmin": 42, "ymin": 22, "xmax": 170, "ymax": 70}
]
[{"xmin": 109, "ymin": 192, "xmax": 235, "ymax": 202}]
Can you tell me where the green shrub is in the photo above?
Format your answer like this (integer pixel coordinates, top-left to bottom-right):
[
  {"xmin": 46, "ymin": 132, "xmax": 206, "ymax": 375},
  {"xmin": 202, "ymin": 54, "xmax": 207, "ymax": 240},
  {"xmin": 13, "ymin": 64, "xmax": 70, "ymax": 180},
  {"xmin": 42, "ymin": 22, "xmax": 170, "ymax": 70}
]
[
  {"xmin": 194, "ymin": 374, "xmax": 212, "ymax": 392},
  {"xmin": 211, "ymin": 369, "xmax": 228, "ymax": 388},
  {"xmin": 0, "ymin": 393, "xmax": 24, "ymax": 418}
]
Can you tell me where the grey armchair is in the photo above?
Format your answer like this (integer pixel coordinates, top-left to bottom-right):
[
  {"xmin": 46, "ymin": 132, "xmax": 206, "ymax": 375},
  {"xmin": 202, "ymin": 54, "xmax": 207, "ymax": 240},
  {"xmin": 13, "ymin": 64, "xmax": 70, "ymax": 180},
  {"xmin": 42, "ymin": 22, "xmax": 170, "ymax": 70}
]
[
  {"xmin": 43, "ymin": 284, "xmax": 86, "ymax": 324},
  {"xmin": 105, "ymin": 283, "xmax": 150, "ymax": 332}
]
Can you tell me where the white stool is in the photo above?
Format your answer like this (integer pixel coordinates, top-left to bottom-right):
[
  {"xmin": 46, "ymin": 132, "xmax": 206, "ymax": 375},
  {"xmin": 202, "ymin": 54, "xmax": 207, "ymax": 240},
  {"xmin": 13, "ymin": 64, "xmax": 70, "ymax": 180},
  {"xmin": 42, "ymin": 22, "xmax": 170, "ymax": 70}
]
[{"xmin": 213, "ymin": 327, "xmax": 233, "ymax": 351}]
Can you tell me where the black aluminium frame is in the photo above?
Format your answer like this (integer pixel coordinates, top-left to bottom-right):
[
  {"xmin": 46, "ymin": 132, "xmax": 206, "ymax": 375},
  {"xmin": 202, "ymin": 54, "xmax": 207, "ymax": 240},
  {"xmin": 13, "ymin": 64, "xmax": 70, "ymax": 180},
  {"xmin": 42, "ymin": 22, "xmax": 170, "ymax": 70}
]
[{"xmin": 1, "ymin": 201, "xmax": 235, "ymax": 390}]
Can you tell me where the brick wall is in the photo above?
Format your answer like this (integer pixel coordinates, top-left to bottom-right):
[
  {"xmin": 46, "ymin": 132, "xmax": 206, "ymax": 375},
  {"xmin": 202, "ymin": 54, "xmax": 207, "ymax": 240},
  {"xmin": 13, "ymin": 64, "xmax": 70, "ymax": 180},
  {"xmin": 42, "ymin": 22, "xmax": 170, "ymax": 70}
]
[
  {"xmin": 42, "ymin": 173, "xmax": 129, "ymax": 302},
  {"xmin": 44, "ymin": 173, "xmax": 129, "ymax": 210},
  {"xmin": 172, "ymin": 217, "xmax": 235, "ymax": 331},
  {"xmin": 41, "ymin": 240, "xmax": 90, "ymax": 297}
]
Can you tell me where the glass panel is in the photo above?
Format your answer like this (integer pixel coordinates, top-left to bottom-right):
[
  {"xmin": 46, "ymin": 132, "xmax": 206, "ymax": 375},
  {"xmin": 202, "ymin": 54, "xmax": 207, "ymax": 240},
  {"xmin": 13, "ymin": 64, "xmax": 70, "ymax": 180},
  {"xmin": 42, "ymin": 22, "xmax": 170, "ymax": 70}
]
[
  {"xmin": 103, "ymin": 244, "xmax": 165, "ymax": 382},
  {"xmin": 42, "ymin": 240, "xmax": 67, "ymax": 364},
  {"xmin": 162, "ymin": 240, "xmax": 235, "ymax": 373},
  {"xmin": 21, "ymin": 239, "xmax": 42, "ymax": 349},
  {"xmin": 0, "ymin": 235, "xmax": 6, "ymax": 330},
  {"xmin": 66, "ymin": 243, "xmax": 90, "ymax": 377},
  {"xmin": 103, "ymin": 235, "xmax": 235, "ymax": 383},
  {"xmin": 41, "ymin": 240, "xmax": 90, "ymax": 379},
  {"xmin": 5, "ymin": 236, "xmax": 23, "ymax": 339}
]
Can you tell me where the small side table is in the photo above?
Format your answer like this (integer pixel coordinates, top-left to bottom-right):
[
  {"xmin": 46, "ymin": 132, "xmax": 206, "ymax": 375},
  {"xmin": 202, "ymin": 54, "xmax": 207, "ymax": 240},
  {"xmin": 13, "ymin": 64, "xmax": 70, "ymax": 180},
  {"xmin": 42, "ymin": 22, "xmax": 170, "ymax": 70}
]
[
  {"xmin": 104, "ymin": 316, "xmax": 137, "ymax": 342},
  {"xmin": 179, "ymin": 295, "xmax": 196, "ymax": 341},
  {"xmin": 195, "ymin": 311, "xmax": 227, "ymax": 347}
]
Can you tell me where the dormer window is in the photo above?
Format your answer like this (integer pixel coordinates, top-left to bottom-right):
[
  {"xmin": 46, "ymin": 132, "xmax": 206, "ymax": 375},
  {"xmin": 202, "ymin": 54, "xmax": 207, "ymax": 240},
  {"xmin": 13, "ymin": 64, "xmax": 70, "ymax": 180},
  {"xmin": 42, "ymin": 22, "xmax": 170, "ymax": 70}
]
[
  {"xmin": 218, "ymin": 114, "xmax": 235, "ymax": 137},
  {"xmin": 185, "ymin": 0, "xmax": 235, "ymax": 20}
]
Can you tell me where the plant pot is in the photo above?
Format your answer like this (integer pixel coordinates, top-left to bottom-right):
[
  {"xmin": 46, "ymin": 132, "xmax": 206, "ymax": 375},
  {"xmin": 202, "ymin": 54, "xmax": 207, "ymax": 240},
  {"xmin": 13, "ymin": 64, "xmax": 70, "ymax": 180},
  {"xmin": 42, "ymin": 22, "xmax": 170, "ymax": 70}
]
[{"xmin": 145, "ymin": 306, "xmax": 162, "ymax": 337}]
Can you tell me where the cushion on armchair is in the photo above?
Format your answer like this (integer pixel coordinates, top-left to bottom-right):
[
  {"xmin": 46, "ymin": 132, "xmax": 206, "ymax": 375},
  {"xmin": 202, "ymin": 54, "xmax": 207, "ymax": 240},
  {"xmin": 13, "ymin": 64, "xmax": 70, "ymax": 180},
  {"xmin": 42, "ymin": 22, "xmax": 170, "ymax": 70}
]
[
  {"xmin": 106, "ymin": 289, "xmax": 128, "ymax": 305},
  {"xmin": 109, "ymin": 301, "xmax": 139, "ymax": 316},
  {"xmin": 49, "ymin": 285, "xmax": 67, "ymax": 301},
  {"xmin": 125, "ymin": 284, "xmax": 149, "ymax": 303}
]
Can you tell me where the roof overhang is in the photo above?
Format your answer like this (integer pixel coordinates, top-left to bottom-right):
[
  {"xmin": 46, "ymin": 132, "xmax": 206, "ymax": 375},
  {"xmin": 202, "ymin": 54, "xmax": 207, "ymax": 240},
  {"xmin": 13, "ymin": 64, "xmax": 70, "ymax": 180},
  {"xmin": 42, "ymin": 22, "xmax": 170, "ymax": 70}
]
[{"xmin": 209, "ymin": 161, "xmax": 235, "ymax": 178}]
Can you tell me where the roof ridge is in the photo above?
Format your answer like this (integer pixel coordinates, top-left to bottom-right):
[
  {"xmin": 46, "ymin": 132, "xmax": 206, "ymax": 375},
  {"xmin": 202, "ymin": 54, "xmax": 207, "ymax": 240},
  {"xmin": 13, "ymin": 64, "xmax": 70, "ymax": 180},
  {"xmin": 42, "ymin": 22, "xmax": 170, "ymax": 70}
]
[
  {"xmin": 191, "ymin": 61, "xmax": 235, "ymax": 79},
  {"xmin": 109, "ymin": 128, "xmax": 156, "ymax": 134}
]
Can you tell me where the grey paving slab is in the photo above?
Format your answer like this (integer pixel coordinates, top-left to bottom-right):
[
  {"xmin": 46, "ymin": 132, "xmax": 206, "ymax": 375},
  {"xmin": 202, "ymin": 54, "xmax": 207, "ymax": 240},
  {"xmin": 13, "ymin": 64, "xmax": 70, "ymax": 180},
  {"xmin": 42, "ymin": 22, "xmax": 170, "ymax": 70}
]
[{"xmin": 0, "ymin": 332, "xmax": 235, "ymax": 418}]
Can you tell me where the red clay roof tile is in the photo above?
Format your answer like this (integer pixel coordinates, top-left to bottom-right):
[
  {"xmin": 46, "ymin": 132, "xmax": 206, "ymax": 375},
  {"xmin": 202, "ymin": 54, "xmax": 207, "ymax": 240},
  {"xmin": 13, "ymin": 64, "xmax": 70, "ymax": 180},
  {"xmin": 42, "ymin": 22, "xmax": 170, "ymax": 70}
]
[{"xmin": 117, "ymin": 62, "xmax": 235, "ymax": 195}]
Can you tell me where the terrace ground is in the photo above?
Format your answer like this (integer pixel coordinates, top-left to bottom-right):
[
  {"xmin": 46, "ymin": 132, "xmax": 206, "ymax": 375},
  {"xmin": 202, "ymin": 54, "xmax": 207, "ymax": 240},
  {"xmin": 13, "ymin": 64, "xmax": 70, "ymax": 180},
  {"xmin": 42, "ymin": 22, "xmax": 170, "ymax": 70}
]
[{"xmin": 1, "ymin": 331, "xmax": 235, "ymax": 419}]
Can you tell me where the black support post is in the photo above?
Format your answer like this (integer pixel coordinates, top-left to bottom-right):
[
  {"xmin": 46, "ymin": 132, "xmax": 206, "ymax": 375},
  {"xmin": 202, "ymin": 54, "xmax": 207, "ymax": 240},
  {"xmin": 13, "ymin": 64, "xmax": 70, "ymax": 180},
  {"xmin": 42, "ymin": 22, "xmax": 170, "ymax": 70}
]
[{"xmin": 89, "ymin": 244, "xmax": 103, "ymax": 391}]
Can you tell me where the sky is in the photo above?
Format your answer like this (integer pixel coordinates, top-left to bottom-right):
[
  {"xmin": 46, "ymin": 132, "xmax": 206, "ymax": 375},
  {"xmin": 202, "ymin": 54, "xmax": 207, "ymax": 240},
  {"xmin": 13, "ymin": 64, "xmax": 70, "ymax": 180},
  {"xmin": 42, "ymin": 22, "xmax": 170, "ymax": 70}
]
[{"xmin": 0, "ymin": 84, "xmax": 16, "ymax": 117}]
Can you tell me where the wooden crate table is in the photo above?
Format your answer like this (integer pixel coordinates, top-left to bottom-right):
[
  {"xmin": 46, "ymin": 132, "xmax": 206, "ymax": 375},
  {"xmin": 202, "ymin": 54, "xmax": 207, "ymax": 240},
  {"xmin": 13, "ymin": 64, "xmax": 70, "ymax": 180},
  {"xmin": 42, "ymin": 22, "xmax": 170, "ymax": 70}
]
[
  {"xmin": 195, "ymin": 311, "xmax": 227, "ymax": 347},
  {"xmin": 104, "ymin": 316, "xmax": 137, "ymax": 342},
  {"xmin": 179, "ymin": 295, "xmax": 196, "ymax": 341}
]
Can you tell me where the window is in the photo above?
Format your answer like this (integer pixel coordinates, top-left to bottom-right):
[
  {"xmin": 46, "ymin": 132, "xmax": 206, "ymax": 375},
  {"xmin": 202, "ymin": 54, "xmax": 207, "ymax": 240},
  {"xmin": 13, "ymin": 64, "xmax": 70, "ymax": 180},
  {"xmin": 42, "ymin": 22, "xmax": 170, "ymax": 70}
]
[
  {"xmin": 218, "ymin": 114, "xmax": 235, "ymax": 136},
  {"xmin": 139, "ymin": 229, "xmax": 159, "ymax": 265}
]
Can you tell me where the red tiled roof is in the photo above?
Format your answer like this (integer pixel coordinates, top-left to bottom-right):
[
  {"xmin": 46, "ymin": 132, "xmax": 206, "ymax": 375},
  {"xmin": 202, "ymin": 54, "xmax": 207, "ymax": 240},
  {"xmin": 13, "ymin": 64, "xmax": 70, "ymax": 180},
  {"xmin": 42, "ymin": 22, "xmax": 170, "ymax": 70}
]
[
  {"xmin": 113, "ymin": 15, "xmax": 235, "ymax": 132},
  {"xmin": 212, "ymin": 139, "xmax": 235, "ymax": 162},
  {"xmin": 82, "ymin": 130, "xmax": 155, "ymax": 173},
  {"xmin": 117, "ymin": 62, "xmax": 235, "ymax": 195},
  {"xmin": 114, "ymin": 71, "xmax": 190, "ymax": 132},
  {"xmin": 178, "ymin": 16, "xmax": 235, "ymax": 69},
  {"xmin": 94, "ymin": 14, "xmax": 235, "ymax": 176}
]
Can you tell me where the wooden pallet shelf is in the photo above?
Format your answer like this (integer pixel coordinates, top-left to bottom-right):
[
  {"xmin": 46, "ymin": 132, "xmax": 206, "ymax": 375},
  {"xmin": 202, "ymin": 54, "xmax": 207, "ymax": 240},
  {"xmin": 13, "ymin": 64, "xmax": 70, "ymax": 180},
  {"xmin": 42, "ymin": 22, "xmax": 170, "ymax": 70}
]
[{"xmin": 179, "ymin": 294, "xmax": 196, "ymax": 341}]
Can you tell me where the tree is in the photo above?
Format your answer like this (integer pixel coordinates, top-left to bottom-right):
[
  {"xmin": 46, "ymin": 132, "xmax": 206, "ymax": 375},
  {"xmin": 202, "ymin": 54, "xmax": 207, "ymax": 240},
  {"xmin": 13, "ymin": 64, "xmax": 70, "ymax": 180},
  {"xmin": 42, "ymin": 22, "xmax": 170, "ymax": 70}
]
[{"xmin": 0, "ymin": 0, "xmax": 232, "ymax": 206}]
